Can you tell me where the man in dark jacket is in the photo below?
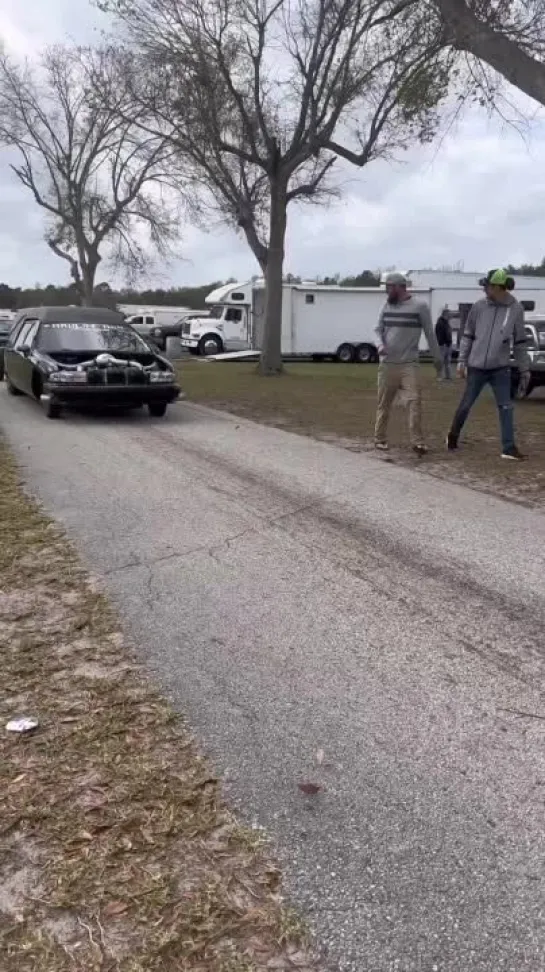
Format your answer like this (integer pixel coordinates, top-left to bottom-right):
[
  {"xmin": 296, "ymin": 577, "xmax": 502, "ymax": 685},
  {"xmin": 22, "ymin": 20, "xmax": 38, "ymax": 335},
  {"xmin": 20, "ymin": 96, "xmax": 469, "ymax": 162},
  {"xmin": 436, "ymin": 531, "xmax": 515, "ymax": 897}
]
[
  {"xmin": 435, "ymin": 308, "xmax": 453, "ymax": 379},
  {"xmin": 446, "ymin": 269, "xmax": 530, "ymax": 460}
]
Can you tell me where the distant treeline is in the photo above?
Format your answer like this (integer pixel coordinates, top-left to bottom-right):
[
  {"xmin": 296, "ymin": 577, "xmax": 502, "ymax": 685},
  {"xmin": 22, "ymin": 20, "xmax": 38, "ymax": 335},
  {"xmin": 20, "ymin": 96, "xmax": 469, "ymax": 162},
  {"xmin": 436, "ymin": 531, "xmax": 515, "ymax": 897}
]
[
  {"xmin": 1, "ymin": 262, "xmax": 542, "ymax": 312},
  {"xmin": 0, "ymin": 271, "xmax": 385, "ymax": 311},
  {"xmin": 505, "ymin": 259, "xmax": 545, "ymax": 278},
  {"xmin": 0, "ymin": 281, "xmax": 223, "ymax": 312}
]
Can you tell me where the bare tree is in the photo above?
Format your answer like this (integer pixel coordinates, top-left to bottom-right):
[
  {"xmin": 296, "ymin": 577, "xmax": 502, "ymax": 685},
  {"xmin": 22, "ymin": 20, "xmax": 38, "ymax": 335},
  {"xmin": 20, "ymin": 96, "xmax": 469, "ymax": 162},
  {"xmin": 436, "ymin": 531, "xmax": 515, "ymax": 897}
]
[
  {"xmin": 433, "ymin": 0, "xmax": 545, "ymax": 107},
  {"xmin": 0, "ymin": 45, "xmax": 180, "ymax": 304},
  {"xmin": 102, "ymin": 0, "xmax": 454, "ymax": 373}
]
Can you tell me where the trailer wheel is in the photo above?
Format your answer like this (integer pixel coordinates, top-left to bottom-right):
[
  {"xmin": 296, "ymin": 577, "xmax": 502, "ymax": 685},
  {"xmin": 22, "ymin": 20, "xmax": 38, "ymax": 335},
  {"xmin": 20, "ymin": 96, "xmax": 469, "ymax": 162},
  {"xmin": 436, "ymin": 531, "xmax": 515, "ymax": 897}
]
[
  {"xmin": 355, "ymin": 343, "xmax": 377, "ymax": 364},
  {"xmin": 198, "ymin": 334, "xmax": 223, "ymax": 356},
  {"xmin": 336, "ymin": 343, "xmax": 355, "ymax": 364}
]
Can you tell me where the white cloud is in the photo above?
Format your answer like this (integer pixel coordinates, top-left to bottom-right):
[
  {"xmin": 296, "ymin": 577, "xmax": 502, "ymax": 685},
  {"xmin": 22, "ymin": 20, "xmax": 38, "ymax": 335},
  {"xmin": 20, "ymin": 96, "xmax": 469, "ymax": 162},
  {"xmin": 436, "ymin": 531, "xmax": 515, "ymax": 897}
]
[{"xmin": 1, "ymin": 1, "xmax": 545, "ymax": 288}]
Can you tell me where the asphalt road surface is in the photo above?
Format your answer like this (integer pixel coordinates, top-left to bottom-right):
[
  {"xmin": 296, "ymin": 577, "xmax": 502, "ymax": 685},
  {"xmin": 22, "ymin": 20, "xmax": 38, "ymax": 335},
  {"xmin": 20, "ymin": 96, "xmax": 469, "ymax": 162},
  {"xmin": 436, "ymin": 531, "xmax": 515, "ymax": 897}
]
[{"xmin": 2, "ymin": 391, "xmax": 545, "ymax": 972}]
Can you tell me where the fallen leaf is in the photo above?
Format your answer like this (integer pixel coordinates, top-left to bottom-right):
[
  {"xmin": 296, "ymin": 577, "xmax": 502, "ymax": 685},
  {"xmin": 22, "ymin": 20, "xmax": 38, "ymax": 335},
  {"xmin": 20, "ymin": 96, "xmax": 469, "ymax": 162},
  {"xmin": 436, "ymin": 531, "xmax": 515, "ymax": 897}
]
[
  {"xmin": 316, "ymin": 749, "xmax": 324, "ymax": 765},
  {"xmin": 11, "ymin": 774, "xmax": 27, "ymax": 786},
  {"xmin": 103, "ymin": 900, "xmax": 128, "ymax": 917},
  {"xmin": 297, "ymin": 782, "xmax": 322, "ymax": 796}
]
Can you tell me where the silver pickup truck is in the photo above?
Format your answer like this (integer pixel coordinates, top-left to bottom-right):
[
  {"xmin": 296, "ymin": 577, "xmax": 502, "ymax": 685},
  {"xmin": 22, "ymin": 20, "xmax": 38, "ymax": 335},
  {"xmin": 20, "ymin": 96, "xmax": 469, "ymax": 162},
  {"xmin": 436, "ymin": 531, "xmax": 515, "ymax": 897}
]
[{"xmin": 511, "ymin": 314, "xmax": 545, "ymax": 398}]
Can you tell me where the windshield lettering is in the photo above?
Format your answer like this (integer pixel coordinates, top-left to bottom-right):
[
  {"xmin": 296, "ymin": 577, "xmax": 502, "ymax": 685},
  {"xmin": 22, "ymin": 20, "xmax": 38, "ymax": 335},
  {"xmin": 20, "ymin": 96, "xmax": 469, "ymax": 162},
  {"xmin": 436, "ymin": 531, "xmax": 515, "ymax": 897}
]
[{"xmin": 37, "ymin": 322, "xmax": 150, "ymax": 354}]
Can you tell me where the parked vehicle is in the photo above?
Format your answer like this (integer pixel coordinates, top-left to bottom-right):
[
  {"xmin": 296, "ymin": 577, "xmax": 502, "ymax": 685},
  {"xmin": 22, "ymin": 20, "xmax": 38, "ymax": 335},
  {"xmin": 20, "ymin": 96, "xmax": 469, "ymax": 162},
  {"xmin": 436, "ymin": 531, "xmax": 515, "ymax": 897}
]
[
  {"xmin": 121, "ymin": 306, "xmax": 189, "ymax": 351},
  {"xmin": 3, "ymin": 307, "xmax": 180, "ymax": 419},
  {"xmin": 0, "ymin": 312, "xmax": 15, "ymax": 380},
  {"xmin": 511, "ymin": 313, "xmax": 545, "ymax": 398},
  {"xmin": 180, "ymin": 280, "xmax": 545, "ymax": 362}
]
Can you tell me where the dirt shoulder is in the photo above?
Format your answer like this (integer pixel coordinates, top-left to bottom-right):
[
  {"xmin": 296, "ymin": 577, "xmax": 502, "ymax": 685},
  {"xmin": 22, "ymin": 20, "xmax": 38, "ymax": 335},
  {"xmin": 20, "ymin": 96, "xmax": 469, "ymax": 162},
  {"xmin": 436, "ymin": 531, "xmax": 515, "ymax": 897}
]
[
  {"xmin": 179, "ymin": 361, "xmax": 545, "ymax": 509},
  {"xmin": 0, "ymin": 439, "xmax": 319, "ymax": 972}
]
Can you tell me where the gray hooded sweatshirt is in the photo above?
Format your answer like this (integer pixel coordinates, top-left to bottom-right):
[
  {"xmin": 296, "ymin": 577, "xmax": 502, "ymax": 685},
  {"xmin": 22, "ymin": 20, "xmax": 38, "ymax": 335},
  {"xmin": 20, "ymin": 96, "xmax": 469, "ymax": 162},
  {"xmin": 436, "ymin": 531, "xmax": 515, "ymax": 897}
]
[{"xmin": 459, "ymin": 294, "xmax": 530, "ymax": 371}]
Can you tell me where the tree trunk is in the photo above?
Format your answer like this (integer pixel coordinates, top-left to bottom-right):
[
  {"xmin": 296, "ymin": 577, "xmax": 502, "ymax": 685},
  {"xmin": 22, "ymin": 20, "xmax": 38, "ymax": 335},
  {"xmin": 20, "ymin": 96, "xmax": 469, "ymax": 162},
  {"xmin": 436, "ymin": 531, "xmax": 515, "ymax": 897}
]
[
  {"xmin": 436, "ymin": 0, "xmax": 545, "ymax": 107},
  {"xmin": 259, "ymin": 178, "xmax": 287, "ymax": 376},
  {"xmin": 80, "ymin": 261, "xmax": 98, "ymax": 307}
]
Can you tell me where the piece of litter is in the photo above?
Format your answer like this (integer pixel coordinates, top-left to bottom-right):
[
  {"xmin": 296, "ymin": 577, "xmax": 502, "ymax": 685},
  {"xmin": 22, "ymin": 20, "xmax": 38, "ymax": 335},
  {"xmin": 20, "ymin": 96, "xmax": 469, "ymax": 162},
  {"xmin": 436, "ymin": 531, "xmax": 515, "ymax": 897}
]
[
  {"xmin": 316, "ymin": 748, "xmax": 325, "ymax": 765},
  {"xmin": 6, "ymin": 717, "xmax": 39, "ymax": 734},
  {"xmin": 298, "ymin": 782, "xmax": 322, "ymax": 796}
]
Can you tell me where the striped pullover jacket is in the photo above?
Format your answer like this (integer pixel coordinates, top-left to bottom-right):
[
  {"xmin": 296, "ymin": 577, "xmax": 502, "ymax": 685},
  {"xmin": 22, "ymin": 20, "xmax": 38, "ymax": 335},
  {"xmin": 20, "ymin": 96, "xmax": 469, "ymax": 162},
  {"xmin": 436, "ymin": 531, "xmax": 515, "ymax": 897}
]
[{"xmin": 375, "ymin": 296, "xmax": 441, "ymax": 366}]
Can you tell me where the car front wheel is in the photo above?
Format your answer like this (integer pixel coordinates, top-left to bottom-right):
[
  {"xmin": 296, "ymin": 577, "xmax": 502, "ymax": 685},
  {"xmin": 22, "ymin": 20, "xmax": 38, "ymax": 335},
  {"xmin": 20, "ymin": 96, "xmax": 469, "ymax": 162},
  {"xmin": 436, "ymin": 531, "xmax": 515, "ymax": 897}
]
[
  {"xmin": 148, "ymin": 402, "xmax": 167, "ymax": 417},
  {"xmin": 6, "ymin": 376, "xmax": 22, "ymax": 395},
  {"xmin": 45, "ymin": 397, "xmax": 62, "ymax": 419}
]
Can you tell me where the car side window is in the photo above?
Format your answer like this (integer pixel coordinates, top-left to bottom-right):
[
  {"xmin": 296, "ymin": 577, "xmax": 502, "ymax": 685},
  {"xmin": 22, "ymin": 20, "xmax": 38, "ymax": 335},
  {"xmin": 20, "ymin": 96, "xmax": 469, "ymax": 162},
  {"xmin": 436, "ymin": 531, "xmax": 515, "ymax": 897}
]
[
  {"xmin": 9, "ymin": 319, "xmax": 26, "ymax": 346},
  {"xmin": 145, "ymin": 316, "xmax": 154, "ymax": 326},
  {"xmin": 132, "ymin": 316, "xmax": 143, "ymax": 325},
  {"xmin": 225, "ymin": 308, "xmax": 242, "ymax": 322},
  {"xmin": 24, "ymin": 321, "xmax": 40, "ymax": 348},
  {"xmin": 14, "ymin": 319, "xmax": 39, "ymax": 349}
]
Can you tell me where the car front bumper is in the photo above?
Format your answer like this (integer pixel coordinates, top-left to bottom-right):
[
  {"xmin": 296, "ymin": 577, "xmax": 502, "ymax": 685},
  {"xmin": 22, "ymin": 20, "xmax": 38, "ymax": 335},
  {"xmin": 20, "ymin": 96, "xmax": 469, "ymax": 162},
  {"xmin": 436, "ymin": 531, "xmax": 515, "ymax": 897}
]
[
  {"xmin": 181, "ymin": 337, "xmax": 199, "ymax": 349},
  {"xmin": 44, "ymin": 381, "xmax": 181, "ymax": 407}
]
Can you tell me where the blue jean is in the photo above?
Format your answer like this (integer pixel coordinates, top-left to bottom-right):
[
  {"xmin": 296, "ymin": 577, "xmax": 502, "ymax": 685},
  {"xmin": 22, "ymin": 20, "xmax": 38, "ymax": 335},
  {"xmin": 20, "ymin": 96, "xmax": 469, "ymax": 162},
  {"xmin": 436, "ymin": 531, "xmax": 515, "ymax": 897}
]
[{"xmin": 449, "ymin": 367, "xmax": 515, "ymax": 451}]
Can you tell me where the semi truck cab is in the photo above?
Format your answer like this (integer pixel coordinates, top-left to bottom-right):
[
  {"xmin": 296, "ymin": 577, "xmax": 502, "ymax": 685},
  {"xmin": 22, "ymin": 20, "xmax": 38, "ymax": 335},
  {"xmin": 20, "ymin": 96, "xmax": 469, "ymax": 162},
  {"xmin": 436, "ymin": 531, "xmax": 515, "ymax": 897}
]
[{"xmin": 180, "ymin": 283, "xmax": 253, "ymax": 355}]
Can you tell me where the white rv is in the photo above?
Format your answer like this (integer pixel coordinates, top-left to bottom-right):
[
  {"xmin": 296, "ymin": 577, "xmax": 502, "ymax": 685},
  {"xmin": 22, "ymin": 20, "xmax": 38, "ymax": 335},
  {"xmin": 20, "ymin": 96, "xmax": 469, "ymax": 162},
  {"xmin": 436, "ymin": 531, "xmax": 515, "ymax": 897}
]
[
  {"xmin": 180, "ymin": 281, "xmax": 397, "ymax": 362},
  {"xmin": 179, "ymin": 280, "xmax": 545, "ymax": 362}
]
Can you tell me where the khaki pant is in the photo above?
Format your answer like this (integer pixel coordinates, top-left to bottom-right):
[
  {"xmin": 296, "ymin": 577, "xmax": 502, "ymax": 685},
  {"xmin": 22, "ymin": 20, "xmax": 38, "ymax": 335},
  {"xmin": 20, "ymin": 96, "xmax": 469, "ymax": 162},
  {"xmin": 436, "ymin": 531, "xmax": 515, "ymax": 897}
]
[{"xmin": 374, "ymin": 363, "xmax": 424, "ymax": 447}]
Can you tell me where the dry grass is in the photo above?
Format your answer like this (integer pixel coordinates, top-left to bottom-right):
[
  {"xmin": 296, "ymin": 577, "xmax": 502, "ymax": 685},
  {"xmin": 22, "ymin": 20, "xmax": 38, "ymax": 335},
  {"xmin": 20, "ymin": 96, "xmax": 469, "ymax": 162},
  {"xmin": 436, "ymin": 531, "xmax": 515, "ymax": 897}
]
[
  {"xmin": 0, "ymin": 439, "xmax": 319, "ymax": 972},
  {"xmin": 178, "ymin": 360, "xmax": 545, "ymax": 507}
]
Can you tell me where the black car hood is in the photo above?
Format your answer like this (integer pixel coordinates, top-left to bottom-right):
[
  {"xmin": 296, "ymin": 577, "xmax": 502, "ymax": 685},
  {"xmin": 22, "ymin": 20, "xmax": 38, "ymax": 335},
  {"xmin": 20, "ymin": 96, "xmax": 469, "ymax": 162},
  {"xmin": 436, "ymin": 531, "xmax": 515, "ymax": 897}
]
[{"xmin": 41, "ymin": 350, "xmax": 162, "ymax": 369}]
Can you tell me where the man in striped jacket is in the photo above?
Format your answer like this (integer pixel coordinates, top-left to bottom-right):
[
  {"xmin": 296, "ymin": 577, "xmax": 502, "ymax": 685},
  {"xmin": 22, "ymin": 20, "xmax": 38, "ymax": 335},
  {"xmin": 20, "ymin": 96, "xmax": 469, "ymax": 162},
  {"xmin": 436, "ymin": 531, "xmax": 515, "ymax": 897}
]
[{"xmin": 374, "ymin": 272, "xmax": 441, "ymax": 455}]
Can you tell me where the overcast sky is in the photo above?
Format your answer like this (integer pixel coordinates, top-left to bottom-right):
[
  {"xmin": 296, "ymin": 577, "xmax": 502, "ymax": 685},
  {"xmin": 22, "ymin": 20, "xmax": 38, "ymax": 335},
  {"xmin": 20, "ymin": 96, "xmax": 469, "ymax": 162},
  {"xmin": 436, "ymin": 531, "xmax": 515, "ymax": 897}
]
[{"xmin": 2, "ymin": 0, "xmax": 545, "ymax": 289}]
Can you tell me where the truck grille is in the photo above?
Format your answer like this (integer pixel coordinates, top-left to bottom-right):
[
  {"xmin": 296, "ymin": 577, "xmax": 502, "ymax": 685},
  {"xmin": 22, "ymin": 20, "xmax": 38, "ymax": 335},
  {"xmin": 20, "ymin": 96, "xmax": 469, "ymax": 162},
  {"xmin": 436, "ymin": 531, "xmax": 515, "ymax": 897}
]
[
  {"xmin": 182, "ymin": 320, "xmax": 191, "ymax": 335},
  {"xmin": 87, "ymin": 367, "xmax": 147, "ymax": 386}
]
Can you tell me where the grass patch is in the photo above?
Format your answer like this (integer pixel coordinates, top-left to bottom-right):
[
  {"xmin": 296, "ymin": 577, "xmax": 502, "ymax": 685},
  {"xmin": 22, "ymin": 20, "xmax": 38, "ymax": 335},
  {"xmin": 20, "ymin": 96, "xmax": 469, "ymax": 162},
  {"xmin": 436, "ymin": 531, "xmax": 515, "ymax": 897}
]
[
  {"xmin": 0, "ymin": 439, "xmax": 319, "ymax": 972},
  {"xmin": 179, "ymin": 360, "xmax": 545, "ymax": 506}
]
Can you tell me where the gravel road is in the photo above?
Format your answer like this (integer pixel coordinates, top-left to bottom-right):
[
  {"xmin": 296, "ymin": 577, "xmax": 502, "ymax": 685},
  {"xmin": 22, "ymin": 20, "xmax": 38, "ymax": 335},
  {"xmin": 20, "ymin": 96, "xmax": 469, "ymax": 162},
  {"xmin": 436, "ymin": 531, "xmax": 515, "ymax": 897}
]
[{"xmin": 2, "ymin": 391, "xmax": 544, "ymax": 972}]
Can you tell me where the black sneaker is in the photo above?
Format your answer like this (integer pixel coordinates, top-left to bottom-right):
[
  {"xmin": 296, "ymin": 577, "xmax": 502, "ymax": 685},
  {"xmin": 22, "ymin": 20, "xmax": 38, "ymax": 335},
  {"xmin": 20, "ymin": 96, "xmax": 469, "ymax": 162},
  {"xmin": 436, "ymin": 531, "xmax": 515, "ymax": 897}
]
[
  {"xmin": 413, "ymin": 444, "xmax": 428, "ymax": 457},
  {"xmin": 446, "ymin": 432, "xmax": 458, "ymax": 451},
  {"xmin": 501, "ymin": 446, "xmax": 526, "ymax": 461}
]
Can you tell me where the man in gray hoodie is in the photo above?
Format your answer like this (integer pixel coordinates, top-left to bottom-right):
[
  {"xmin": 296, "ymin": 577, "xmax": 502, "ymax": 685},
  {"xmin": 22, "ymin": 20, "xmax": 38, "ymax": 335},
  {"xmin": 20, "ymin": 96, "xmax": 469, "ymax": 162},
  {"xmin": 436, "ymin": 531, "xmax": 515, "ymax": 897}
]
[
  {"xmin": 374, "ymin": 272, "xmax": 442, "ymax": 456},
  {"xmin": 446, "ymin": 268, "xmax": 531, "ymax": 460}
]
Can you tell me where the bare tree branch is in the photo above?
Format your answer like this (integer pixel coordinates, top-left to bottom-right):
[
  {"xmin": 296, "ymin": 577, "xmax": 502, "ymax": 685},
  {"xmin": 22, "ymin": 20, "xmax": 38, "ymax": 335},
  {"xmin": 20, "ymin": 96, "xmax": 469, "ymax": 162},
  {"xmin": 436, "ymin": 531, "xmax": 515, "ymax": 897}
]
[
  {"xmin": 101, "ymin": 0, "xmax": 455, "ymax": 371},
  {"xmin": 0, "ymin": 45, "xmax": 183, "ymax": 303},
  {"xmin": 433, "ymin": 0, "xmax": 545, "ymax": 106}
]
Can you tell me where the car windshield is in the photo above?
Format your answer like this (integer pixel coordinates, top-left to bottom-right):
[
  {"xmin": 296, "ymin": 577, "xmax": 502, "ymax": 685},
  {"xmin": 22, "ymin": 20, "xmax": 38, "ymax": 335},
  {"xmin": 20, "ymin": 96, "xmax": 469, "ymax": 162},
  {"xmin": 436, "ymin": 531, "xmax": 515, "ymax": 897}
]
[
  {"xmin": 37, "ymin": 322, "xmax": 151, "ymax": 354},
  {"xmin": 208, "ymin": 305, "xmax": 223, "ymax": 320}
]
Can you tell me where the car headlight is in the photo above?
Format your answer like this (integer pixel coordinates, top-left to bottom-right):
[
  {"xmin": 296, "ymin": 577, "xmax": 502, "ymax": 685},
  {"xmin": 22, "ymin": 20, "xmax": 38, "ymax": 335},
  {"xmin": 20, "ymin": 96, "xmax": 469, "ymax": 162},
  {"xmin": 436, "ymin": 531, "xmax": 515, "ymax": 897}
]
[
  {"xmin": 49, "ymin": 370, "xmax": 88, "ymax": 384},
  {"xmin": 149, "ymin": 370, "xmax": 174, "ymax": 383}
]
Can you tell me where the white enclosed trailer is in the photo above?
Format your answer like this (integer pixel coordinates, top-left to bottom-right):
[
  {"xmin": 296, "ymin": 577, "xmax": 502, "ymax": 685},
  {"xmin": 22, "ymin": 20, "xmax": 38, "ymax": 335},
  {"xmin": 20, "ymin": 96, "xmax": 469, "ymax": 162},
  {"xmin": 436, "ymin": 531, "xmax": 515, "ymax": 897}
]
[{"xmin": 179, "ymin": 281, "xmax": 545, "ymax": 361}]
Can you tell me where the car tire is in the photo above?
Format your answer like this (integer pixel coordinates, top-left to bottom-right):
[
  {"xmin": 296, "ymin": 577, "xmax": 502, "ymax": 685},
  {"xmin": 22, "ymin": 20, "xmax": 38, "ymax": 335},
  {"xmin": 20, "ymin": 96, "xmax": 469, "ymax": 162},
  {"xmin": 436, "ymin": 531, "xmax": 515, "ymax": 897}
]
[
  {"xmin": 6, "ymin": 376, "xmax": 22, "ymax": 395},
  {"xmin": 198, "ymin": 334, "xmax": 223, "ymax": 356},
  {"xmin": 148, "ymin": 402, "xmax": 167, "ymax": 417},
  {"xmin": 46, "ymin": 397, "xmax": 62, "ymax": 419},
  {"xmin": 336, "ymin": 343, "xmax": 355, "ymax": 364},
  {"xmin": 355, "ymin": 343, "xmax": 377, "ymax": 364}
]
